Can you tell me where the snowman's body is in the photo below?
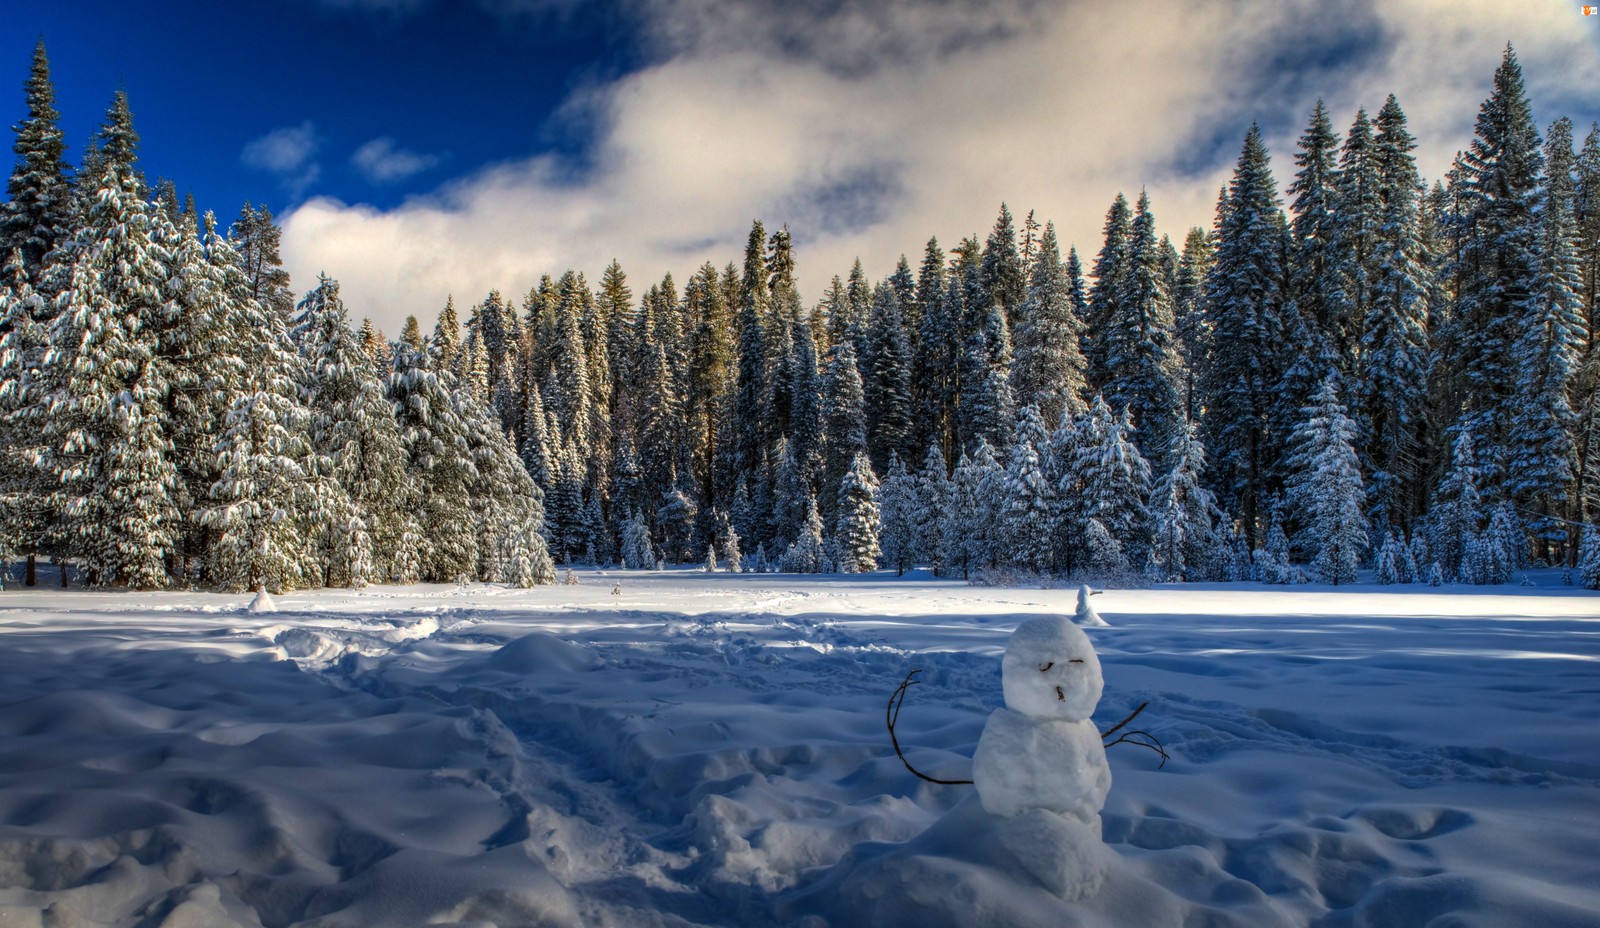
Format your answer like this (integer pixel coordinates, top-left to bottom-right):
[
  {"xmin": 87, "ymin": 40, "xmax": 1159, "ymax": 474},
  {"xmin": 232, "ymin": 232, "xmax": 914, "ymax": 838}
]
[{"xmin": 972, "ymin": 617, "xmax": 1111, "ymax": 828}]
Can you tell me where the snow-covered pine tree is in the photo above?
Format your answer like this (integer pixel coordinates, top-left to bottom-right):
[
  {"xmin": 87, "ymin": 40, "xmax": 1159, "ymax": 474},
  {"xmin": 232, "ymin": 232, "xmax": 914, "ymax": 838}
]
[
  {"xmin": 1506, "ymin": 116, "xmax": 1585, "ymax": 559},
  {"xmin": 822, "ymin": 338, "xmax": 867, "ymax": 528},
  {"xmin": 1288, "ymin": 101, "xmax": 1346, "ymax": 358},
  {"xmin": 1173, "ymin": 231, "xmax": 1211, "ymax": 422},
  {"xmin": 1285, "ymin": 377, "xmax": 1368, "ymax": 584},
  {"xmin": 388, "ymin": 340, "xmax": 479, "ymax": 582},
  {"xmin": 619, "ymin": 510, "xmax": 654, "ymax": 569},
  {"xmin": 1099, "ymin": 190, "xmax": 1184, "ymax": 474},
  {"xmin": 1148, "ymin": 423, "xmax": 1222, "ymax": 582},
  {"xmin": 1012, "ymin": 222, "xmax": 1087, "ymax": 429},
  {"xmin": 1203, "ymin": 125, "xmax": 1293, "ymax": 543},
  {"xmin": 876, "ymin": 453, "xmax": 918, "ymax": 575},
  {"xmin": 1001, "ymin": 406, "xmax": 1055, "ymax": 573},
  {"xmin": 914, "ymin": 442, "xmax": 951, "ymax": 576},
  {"xmin": 1085, "ymin": 194, "xmax": 1133, "ymax": 389},
  {"xmin": 781, "ymin": 493, "xmax": 830, "ymax": 573},
  {"xmin": 27, "ymin": 91, "xmax": 181, "ymax": 588},
  {"xmin": 1328, "ymin": 107, "xmax": 1382, "ymax": 376},
  {"xmin": 656, "ymin": 479, "xmax": 698, "ymax": 565},
  {"xmin": 981, "ymin": 204, "xmax": 1027, "ymax": 331},
  {"xmin": 0, "ymin": 263, "xmax": 52, "ymax": 584},
  {"xmin": 1, "ymin": 42, "xmax": 74, "ymax": 289},
  {"xmin": 1579, "ymin": 524, "xmax": 1600, "ymax": 589},
  {"xmin": 943, "ymin": 444, "xmax": 992, "ymax": 580},
  {"xmin": 1427, "ymin": 429, "xmax": 1487, "ymax": 580},
  {"xmin": 834, "ymin": 451, "xmax": 880, "ymax": 573},
  {"xmin": 863, "ymin": 281, "xmax": 914, "ymax": 475},
  {"xmin": 1447, "ymin": 46, "xmax": 1548, "ymax": 497},
  {"xmin": 1359, "ymin": 95, "xmax": 1432, "ymax": 536},
  {"xmin": 912, "ymin": 237, "xmax": 954, "ymax": 460},
  {"xmin": 230, "ymin": 203, "xmax": 295, "ymax": 324},
  {"xmin": 291, "ymin": 274, "xmax": 411, "ymax": 585}
]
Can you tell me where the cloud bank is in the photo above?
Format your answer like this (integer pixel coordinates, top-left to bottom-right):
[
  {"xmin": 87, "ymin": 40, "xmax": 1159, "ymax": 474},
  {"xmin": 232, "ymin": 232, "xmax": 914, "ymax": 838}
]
[{"xmin": 281, "ymin": 0, "xmax": 1600, "ymax": 336}]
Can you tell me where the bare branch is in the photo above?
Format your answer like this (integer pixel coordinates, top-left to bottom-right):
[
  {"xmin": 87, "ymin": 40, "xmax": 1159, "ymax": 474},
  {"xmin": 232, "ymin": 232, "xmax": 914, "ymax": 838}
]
[
  {"xmin": 886, "ymin": 669, "xmax": 974, "ymax": 786},
  {"xmin": 1099, "ymin": 701, "xmax": 1148, "ymax": 740}
]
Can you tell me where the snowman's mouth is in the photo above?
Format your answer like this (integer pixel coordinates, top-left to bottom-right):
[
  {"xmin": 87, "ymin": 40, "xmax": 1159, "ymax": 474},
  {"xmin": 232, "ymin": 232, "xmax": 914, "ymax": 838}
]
[{"xmin": 1056, "ymin": 686, "xmax": 1065, "ymax": 701}]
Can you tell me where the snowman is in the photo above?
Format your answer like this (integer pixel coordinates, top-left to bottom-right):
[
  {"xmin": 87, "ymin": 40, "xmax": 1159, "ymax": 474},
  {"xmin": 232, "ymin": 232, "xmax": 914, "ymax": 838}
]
[
  {"xmin": 972, "ymin": 615, "xmax": 1111, "ymax": 828},
  {"xmin": 1075, "ymin": 584, "xmax": 1108, "ymax": 627}
]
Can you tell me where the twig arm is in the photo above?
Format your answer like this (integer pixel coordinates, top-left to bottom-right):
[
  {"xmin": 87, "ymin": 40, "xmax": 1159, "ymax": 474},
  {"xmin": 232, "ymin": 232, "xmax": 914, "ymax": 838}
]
[{"xmin": 886, "ymin": 670, "xmax": 975, "ymax": 786}]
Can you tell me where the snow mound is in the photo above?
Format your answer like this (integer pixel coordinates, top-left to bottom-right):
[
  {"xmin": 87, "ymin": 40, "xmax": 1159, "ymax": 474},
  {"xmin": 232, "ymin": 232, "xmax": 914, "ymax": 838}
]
[
  {"xmin": 246, "ymin": 588, "xmax": 275, "ymax": 613},
  {"xmin": 482, "ymin": 632, "xmax": 600, "ymax": 674}
]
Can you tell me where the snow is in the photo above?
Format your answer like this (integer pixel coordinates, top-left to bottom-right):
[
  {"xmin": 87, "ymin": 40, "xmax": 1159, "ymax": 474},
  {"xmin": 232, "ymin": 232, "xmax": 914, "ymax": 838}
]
[{"xmin": 1, "ymin": 570, "xmax": 1598, "ymax": 927}]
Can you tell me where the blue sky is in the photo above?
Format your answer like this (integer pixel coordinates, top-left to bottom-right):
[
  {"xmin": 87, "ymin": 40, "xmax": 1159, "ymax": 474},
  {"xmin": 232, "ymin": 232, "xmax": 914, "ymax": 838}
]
[{"xmin": 6, "ymin": 1, "xmax": 1600, "ymax": 333}]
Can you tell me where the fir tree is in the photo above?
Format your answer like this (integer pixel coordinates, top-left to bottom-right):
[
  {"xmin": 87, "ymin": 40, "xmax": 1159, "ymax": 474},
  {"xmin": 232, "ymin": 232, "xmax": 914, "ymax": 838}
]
[
  {"xmin": 1359, "ymin": 95, "xmax": 1432, "ymax": 535},
  {"xmin": 914, "ymin": 442, "xmax": 952, "ymax": 576},
  {"xmin": 1448, "ymin": 46, "xmax": 1548, "ymax": 495},
  {"xmin": 781, "ymin": 493, "xmax": 830, "ymax": 573},
  {"xmin": 1099, "ymin": 190, "xmax": 1184, "ymax": 473},
  {"xmin": 1149, "ymin": 423, "xmax": 1222, "ymax": 582},
  {"xmin": 388, "ymin": 341, "xmax": 479, "ymax": 582},
  {"xmin": 834, "ymin": 451, "xmax": 880, "ymax": 573},
  {"xmin": 1, "ymin": 41, "xmax": 74, "ymax": 288},
  {"xmin": 1012, "ymin": 223, "xmax": 1087, "ymax": 427},
  {"xmin": 877, "ymin": 452, "xmax": 918, "ymax": 575},
  {"xmin": 1085, "ymin": 194, "xmax": 1133, "ymax": 388},
  {"xmin": 863, "ymin": 281, "xmax": 914, "ymax": 474},
  {"xmin": 1001, "ymin": 405, "xmax": 1055, "ymax": 573},
  {"xmin": 1506, "ymin": 116, "xmax": 1584, "ymax": 556},
  {"xmin": 1202, "ymin": 125, "xmax": 1292, "ymax": 542},
  {"xmin": 1286, "ymin": 378, "xmax": 1368, "ymax": 584}
]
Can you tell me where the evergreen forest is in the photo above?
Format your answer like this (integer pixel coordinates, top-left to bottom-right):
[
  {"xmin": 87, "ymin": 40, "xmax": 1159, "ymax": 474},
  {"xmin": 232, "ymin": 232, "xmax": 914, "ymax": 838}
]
[{"xmin": 3, "ymin": 42, "xmax": 1599, "ymax": 591}]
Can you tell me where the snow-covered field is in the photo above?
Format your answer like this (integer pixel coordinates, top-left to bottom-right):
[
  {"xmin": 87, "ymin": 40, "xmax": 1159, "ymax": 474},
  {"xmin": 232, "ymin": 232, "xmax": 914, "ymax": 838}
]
[{"xmin": 0, "ymin": 571, "xmax": 1597, "ymax": 927}]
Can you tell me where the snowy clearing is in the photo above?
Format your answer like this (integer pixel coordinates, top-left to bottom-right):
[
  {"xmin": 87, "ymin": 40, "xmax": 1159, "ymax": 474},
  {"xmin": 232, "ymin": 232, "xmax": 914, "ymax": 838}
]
[{"xmin": 1, "ymin": 571, "xmax": 1597, "ymax": 927}]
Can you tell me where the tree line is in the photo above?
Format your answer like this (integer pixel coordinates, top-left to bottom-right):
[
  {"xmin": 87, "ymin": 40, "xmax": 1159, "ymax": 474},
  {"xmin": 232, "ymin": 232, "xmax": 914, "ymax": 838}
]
[{"xmin": 2, "ymin": 42, "xmax": 1598, "ymax": 590}]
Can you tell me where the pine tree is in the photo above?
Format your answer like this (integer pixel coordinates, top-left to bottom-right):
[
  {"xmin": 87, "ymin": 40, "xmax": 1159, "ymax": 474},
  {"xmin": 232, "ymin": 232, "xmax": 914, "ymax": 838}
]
[
  {"xmin": 1359, "ymin": 95, "xmax": 1432, "ymax": 535},
  {"xmin": 914, "ymin": 442, "xmax": 951, "ymax": 576},
  {"xmin": 834, "ymin": 451, "xmax": 880, "ymax": 573},
  {"xmin": 912, "ymin": 237, "xmax": 954, "ymax": 458},
  {"xmin": 1085, "ymin": 194, "xmax": 1133, "ymax": 388},
  {"xmin": 1288, "ymin": 101, "xmax": 1345, "ymax": 353},
  {"xmin": 388, "ymin": 341, "xmax": 479, "ymax": 582},
  {"xmin": 291, "ymin": 275, "xmax": 410, "ymax": 584},
  {"xmin": 1099, "ymin": 190, "xmax": 1184, "ymax": 473},
  {"xmin": 1202, "ymin": 125, "xmax": 1292, "ymax": 542},
  {"xmin": 1149, "ymin": 424, "xmax": 1222, "ymax": 582},
  {"xmin": 981, "ymin": 204, "xmax": 1027, "ymax": 330},
  {"xmin": 943, "ymin": 443, "xmax": 997, "ymax": 579},
  {"xmin": 863, "ymin": 281, "xmax": 914, "ymax": 474},
  {"xmin": 1448, "ymin": 46, "xmax": 1548, "ymax": 496},
  {"xmin": 822, "ymin": 338, "xmax": 867, "ymax": 527},
  {"xmin": 1579, "ymin": 524, "xmax": 1600, "ymax": 589},
  {"xmin": 1001, "ymin": 405, "xmax": 1055, "ymax": 573},
  {"xmin": 1012, "ymin": 222, "xmax": 1087, "ymax": 427},
  {"xmin": 26, "ymin": 92, "xmax": 181, "ymax": 588},
  {"xmin": 619, "ymin": 510, "xmax": 654, "ymax": 569},
  {"xmin": 876, "ymin": 453, "xmax": 917, "ymax": 575},
  {"xmin": 781, "ymin": 493, "xmax": 830, "ymax": 573},
  {"xmin": 1285, "ymin": 378, "xmax": 1368, "ymax": 584},
  {"xmin": 1174, "ymin": 230, "xmax": 1211, "ymax": 423},
  {"xmin": 230, "ymin": 203, "xmax": 294, "ymax": 323},
  {"xmin": 1, "ymin": 41, "xmax": 74, "ymax": 289},
  {"xmin": 1329, "ymin": 107, "xmax": 1382, "ymax": 374},
  {"xmin": 1506, "ymin": 116, "xmax": 1585, "ymax": 557}
]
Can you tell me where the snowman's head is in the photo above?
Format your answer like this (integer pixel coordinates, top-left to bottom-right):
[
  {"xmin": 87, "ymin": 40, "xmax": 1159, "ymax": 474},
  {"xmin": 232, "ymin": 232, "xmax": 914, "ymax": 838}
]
[{"xmin": 1001, "ymin": 616, "xmax": 1103, "ymax": 721}]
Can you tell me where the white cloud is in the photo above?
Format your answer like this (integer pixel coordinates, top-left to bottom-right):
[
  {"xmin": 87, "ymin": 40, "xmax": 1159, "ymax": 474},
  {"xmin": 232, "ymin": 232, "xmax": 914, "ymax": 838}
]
[
  {"xmin": 281, "ymin": 0, "xmax": 1600, "ymax": 337},
  {"xmin": 241, "ymin": 121, "xmax": 321, "ymax": 200},
  {"xmin": 352, "ymin": 137, "xmax": 443, "ymax": 184}
]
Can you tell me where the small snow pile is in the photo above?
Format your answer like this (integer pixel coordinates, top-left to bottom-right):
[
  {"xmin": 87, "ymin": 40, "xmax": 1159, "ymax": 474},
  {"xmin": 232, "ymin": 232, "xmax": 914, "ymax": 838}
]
[
  {"xmin": 1075, "ymin": 585, "xmax": 1107, "ymax": 627},
  {"xmin": 247, "ymin": 587, "xmax": 276, "ymax": 613},
  {"xmin": 970, "ymin": 617, "xmax": 1112, "ymax": 899}
]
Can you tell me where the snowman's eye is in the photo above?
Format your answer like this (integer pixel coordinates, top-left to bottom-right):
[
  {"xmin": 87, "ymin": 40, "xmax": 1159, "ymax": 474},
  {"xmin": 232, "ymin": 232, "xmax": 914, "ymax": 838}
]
[
  {"xmin": 1038, "ymin": 662, "xmax": 1053, "ymax": 671},
  {"xmin": 1069, "ymin": 659, "xmax": 1084, "ymax": 664}
]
